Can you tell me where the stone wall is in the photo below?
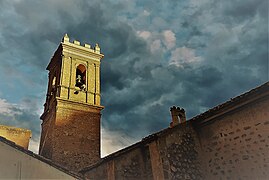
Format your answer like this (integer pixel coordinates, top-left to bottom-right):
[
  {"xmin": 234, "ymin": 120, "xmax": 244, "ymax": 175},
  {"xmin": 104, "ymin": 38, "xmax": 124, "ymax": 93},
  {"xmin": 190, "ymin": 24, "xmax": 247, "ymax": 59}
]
[
  {"xmin": 82, "ymin": 123, "xmax": 202, "ymax": 180},
  {"xmin": 83, "ymin": 142, "xmax": 154, "ymax": 179},
  {"xmin": 196, "ymin": 96, "xmax": 269, "ymax": 179},
  {"xmin": 0, "ymin": 125, "xmax": 31, "ymax": 149},
  {"xmin": 158, "ymin": 127, "xmax": 202, "ymax": 179},
  {"xmin": 81, "ymin": 83, "xmax": 269, "ymax": 180}
]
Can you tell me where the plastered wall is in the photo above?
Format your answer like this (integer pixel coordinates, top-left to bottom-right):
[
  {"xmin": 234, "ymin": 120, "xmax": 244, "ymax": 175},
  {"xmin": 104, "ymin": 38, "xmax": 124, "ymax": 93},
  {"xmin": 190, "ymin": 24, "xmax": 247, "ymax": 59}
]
[
  {"xmin": 0, "ymin": 140, "xmax": 76, "ymax": 179},
  {"xmin": 0, "ymin": 125, "xmax": 31, "ymax": 149}
]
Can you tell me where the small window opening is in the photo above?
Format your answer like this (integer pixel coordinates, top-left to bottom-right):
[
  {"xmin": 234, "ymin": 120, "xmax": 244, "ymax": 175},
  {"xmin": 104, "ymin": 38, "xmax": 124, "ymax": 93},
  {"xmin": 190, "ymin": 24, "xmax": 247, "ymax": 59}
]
[
  {"xmin": 50, "ymin": 76, "xmax": 56, "ymax": 95},
  {"xmin": 75, "ymin": 64, "xmax": 86, "ymax": 94},
  {"xmin": 52, "ymin": 76, "xmax": 56, "ymax": 87}
]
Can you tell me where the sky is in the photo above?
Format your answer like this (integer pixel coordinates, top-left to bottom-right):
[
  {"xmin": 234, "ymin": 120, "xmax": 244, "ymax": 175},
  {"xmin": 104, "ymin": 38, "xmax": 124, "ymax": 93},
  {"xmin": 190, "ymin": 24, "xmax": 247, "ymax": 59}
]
[{"xmin": 0, "ymin": 0, "xmax": 268, "ymax": 156}]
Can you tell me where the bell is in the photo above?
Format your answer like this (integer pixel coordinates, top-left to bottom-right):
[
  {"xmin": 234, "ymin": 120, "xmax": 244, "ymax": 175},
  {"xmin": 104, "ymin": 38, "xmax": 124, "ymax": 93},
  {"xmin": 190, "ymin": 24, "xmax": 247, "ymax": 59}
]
[{"xmin": 76, "ymin": 75, "xmax": 83, "ymax": 87}]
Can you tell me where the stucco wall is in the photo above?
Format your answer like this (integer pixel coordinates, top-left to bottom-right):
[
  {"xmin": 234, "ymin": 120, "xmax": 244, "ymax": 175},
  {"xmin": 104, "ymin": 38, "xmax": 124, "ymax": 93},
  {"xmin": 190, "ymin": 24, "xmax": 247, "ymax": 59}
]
[{"xmin": 0, "ymin": 140, "xmax": 76, "ymax": 179}]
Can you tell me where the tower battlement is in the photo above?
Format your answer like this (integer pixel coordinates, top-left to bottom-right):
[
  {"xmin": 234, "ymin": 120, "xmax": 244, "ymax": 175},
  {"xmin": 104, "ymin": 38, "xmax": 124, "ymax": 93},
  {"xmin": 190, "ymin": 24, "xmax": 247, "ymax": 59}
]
[{"xmin": 62, "ymin": 33, "xmax": 101, "ymax": 54}]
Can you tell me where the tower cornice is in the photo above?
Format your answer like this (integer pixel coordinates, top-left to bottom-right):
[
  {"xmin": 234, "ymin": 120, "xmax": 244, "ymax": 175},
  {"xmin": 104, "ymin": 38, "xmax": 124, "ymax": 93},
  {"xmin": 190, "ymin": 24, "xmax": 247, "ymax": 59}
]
[{"xmin": 56, "ymin": 97, "xmax": 104, "ymax": 113}]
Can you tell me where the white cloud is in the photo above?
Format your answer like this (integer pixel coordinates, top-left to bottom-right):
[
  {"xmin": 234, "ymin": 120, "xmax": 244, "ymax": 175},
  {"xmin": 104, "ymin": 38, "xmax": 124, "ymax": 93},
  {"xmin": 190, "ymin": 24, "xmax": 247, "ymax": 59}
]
[
  {"xmin": 0, "ymin": 98, "xmax": 41, "ymax": 154},
  {"xmin": 137, "ymin": 30, "xmax": 151, "ymax": 40},
  {"xmin": 150, "ymin": 39, "xmax": 162, "ymax": 52},
  {"xmin": 169, "ymin": 46, "xmax": 202, "ymax": 67},
  {"xmin": 143, "ymin": 10, "xmax": 150, "ymax": 16},
  {"xmin": 0, "ymin": 98, "xmax": 21, "ymax": 116},
  {"xmin": 163, "ymin": 30, "xmax": 176, "ymax": 49},
  {"xmin": 29, "ymin": 137, "xmax": 40, "ymax": 153}
]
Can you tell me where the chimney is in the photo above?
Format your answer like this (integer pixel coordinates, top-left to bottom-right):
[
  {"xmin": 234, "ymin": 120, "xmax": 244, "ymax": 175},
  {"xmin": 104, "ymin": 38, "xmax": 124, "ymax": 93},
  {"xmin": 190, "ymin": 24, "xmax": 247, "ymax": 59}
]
[{"xmin": 170, "ymin": 106, "xmax": 186, "ymax": 127}]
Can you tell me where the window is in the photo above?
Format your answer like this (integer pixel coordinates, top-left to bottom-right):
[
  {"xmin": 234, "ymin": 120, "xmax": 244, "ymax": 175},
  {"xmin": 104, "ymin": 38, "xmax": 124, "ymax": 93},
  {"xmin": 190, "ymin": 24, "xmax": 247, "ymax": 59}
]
[
  {"xmin": 75, "ymin": 64, "xmax": 86, "ymax": 93},
  {"xmin": 49, "ymin": 76, "xmax": 56, "ymax": 96}
]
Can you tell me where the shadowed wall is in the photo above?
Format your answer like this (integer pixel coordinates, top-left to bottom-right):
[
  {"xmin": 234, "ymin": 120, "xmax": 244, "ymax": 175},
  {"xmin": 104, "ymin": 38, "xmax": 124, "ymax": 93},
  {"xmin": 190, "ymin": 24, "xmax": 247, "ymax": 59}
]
[{"xmin": 81, "ymin": 82, "xmax": 269, "ymax": 180}]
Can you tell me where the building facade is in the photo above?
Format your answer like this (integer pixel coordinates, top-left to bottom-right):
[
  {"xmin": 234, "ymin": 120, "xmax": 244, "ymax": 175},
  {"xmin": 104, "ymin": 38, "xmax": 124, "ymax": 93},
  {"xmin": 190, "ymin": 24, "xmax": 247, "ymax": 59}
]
[
  {"xmin": 39, "ymin": 34, "xmax": 104, "ymax": 172},
  {"xmin": 35, "ymin": 35, "xmax": 269, "ymax": 179},
  {"xmin": 80, "ymin": 82, "xmax": 269, "ymax": 180}
]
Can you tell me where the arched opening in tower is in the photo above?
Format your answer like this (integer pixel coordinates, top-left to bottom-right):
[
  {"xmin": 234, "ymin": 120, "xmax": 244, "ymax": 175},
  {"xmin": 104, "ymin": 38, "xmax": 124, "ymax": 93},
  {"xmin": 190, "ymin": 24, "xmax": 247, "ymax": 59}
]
[{"xmin": 75, "ymin": 64, "xmax": 86, "ymax": 91}]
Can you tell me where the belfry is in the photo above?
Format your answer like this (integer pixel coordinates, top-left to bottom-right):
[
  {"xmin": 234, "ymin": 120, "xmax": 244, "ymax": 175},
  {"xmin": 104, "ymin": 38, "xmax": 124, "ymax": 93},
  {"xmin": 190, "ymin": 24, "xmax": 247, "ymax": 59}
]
[{"xmin": 39, "ymin": 34, "xmax": 104, "ymax": 172}]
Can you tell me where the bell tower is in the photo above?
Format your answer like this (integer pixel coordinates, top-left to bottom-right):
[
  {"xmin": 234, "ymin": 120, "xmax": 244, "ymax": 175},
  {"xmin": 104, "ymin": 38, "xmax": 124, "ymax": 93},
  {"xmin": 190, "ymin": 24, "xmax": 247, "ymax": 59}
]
[{"xmin": 39, "ymin": 34, "xmax": 104, "ymax": 172}]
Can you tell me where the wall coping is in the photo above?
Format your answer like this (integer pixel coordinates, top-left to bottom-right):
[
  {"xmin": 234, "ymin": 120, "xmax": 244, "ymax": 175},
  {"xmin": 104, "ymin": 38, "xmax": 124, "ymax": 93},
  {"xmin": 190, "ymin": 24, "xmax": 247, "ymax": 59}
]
[{"xmin": 191, "ymin": 81, "xmax": 269, "ymax": 127}]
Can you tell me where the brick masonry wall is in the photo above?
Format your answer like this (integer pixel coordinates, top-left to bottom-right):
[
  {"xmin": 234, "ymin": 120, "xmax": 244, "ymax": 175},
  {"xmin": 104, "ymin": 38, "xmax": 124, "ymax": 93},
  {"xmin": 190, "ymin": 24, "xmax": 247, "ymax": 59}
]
[
  {"xmin": 39, "ymin": 107, "xmax": 56, "ymax": 158},
  {"xmin": 196, "ymin": 97, "xmax": 269, "ymax": 179},
  {"xmin": 51, "ymin": 106, "xmax": 101, "ymax": 172},
  {"xmin": 39, "ymin": 98, "xmax": 103, "ymax": 173}
]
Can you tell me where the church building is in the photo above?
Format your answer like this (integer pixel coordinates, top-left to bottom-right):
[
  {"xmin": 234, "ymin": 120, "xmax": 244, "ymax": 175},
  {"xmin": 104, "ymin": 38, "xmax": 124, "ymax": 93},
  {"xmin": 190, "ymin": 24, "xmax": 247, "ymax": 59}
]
[{"xmin": 0, "ymin": 35, "xmax": 268, "ymax": 180}]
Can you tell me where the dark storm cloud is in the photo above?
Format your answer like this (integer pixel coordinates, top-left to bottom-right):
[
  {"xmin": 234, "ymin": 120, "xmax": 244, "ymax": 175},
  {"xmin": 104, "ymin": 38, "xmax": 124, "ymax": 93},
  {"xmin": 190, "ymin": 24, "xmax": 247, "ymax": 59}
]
[
  {"xmin": 100, "ymin": 0, "xmax": 268, "ymax": 140},
  {"xmin": 0, "ymin": 0, "xmax": 267, "ymax": 153},
  {"xmin": 0, "ymin": 0, "xmax": 155, "ymax": 147},
  {"xmin": 216, "ymin": 0, "xmax": 267, "ymax": 22}
]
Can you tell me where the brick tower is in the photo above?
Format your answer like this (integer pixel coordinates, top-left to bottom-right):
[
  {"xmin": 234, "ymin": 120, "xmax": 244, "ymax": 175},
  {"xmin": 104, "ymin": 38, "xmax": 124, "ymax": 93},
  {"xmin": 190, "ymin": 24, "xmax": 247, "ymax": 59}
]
[{"xmin": 39, "ymin": 34, "xmax": 104, "ymax": 172}]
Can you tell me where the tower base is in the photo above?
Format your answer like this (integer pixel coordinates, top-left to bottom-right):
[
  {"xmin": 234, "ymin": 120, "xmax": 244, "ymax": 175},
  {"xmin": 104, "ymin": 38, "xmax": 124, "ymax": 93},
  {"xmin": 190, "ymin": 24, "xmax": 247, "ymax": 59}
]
[{"xmin": 39, "ymin": 98, "xmax": 103, "ymax": 172}]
